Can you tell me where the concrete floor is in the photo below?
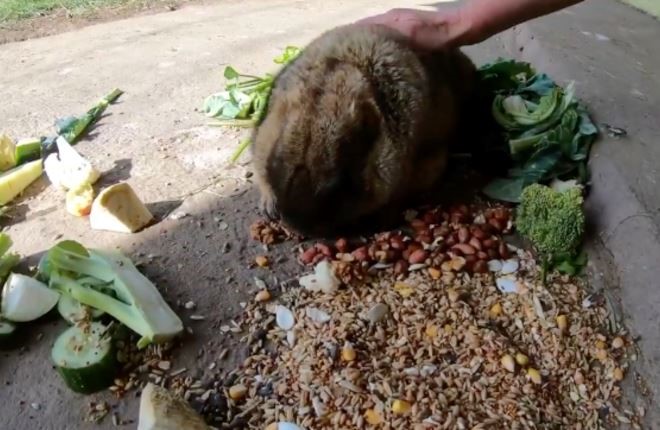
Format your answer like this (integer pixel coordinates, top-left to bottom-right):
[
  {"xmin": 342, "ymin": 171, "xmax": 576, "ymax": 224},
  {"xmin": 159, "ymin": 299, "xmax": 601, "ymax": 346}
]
[{"xmin": 0, "ymin": 0, "xmax": 658, "ymax": 428}]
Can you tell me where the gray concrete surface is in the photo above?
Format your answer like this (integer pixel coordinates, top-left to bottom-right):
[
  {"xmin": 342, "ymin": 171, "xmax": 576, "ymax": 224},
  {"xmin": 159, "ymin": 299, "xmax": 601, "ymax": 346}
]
[
  {"xmin": 483, "ymin": 2, "xmax": 660, "ymax": 426},
  {"xmin": 0, "ymin": 0, "xmax": 659, "ymax": 428}
]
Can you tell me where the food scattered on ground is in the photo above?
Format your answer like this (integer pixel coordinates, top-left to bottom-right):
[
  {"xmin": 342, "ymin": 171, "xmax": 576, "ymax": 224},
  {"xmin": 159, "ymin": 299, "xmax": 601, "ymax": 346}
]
[
  {"xmin": 478, "ymin": 59, "xmax": 598, "ymax": 203},
  {"xmin": 0, "ymin": 49, "xmax": 641, "ymax": 430},
  {"xmin": 137, "ymin": 382, "xmax": 211, "ymax": 430},
  {"xmin": 43, "ymin": 240, "xmax": 183, "ymax": 348},
  {"xmin": 89, "ymin": 182, "xmax": 154, "ymax": 233},
  {"xmin": 250, "ymin": 219, "xmax": 297, "ymax": 245},
  {"xmin": 296, "ymin": 205, "xmax": 513, "ymax": 282},
  {"xmin": 221, "ymin": 213, "xmax": 635, "ymax": 428},
  {"xmin": 0, "ymin": 88, "xmax": 121, "ymax": 219}
]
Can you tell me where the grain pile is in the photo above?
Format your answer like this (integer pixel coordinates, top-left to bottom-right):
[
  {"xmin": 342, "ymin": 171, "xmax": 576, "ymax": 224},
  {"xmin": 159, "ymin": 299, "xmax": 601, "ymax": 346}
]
[{"xmin": 222, "ymin": 205, "xmax": 639, "ymax": 429}]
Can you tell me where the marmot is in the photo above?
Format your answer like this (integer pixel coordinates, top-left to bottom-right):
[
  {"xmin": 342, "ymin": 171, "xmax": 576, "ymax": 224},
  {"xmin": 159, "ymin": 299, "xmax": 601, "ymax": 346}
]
[{"xmin": 251, "ymin": 23, "xmax": 477, "ymax": 237}]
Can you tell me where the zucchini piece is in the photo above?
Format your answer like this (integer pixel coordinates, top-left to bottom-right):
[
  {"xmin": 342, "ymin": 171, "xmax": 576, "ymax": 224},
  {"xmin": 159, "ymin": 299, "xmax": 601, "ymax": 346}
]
[
  {"xmin": 57, "ymin": 295, "xmax": 104, "ymax": 324},
  {"xmin": 15, "ymin": 138, "xmax": 42, "ymax": 166},
  {"xmin": 0, "ymin": 159, "xmax": 43, "ymax": 205},
  {"xmin": 1, "ymin": 273, "xmax": 59, "ymax": 322},
  {"xmin": 51, "ymin": 322, "xmax": 117, "ymax": 394}
]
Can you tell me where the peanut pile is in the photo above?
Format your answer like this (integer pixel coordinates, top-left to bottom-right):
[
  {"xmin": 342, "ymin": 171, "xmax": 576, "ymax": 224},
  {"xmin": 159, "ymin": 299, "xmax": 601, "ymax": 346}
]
[{"xmin": 291, "ymin": 205, "xmax": 514, "ymax": 284}]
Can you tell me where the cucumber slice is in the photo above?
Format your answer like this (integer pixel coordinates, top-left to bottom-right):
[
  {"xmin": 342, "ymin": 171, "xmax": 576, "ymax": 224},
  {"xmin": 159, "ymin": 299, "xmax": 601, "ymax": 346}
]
[
  {"xmin": 57, "ymin": 295, "xmax": 104, "ymax": 324},
  {"xmin": 0, "ymin": 320, "xmax": 16, "ymax": 343},
  {"xmin": 1, "ymin": 273, "xmax": 60, "ymax": 322},
  {"xmin": 51, "ymin": 322, "xmax": 117, "ymax": 394}
]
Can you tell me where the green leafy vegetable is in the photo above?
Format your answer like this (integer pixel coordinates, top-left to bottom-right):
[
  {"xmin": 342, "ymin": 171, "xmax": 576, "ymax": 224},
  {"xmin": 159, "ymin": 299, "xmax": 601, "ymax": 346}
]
[
  {"xmin": 273, "ymin": 46, "xmax": 302, "ymax": 64},
  {"xmin": 479, "ymin": 59, "xmax": 598, "ymax": 202},
  {"xmin": 203, "ymin": 46, "xmax": 302, "ymax": 162},
  {"xmin": 42, "ymin": 240, "xmax": 183, "ymax": 349},
  {"xmin": 56, "ymin": 88, "xmax": 123, "ymax": 145}
]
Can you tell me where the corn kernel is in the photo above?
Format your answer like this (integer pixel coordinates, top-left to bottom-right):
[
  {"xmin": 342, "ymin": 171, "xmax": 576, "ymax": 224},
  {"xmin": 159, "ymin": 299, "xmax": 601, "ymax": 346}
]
[
  {"xmin": 501, "ymin": 354, "xmax": 516, "ymax": 373},
  {"xmin": 489, "ymin": 302, "xmax": 503, "ymax": 317},
  {"xmin": 527, "ymin": 368, "xmax": 542, "ymax": 384},
  {"xmin": 341, "ymin": 343, "xmax": 356, "ymax": 362},
  {"xmin": 255, "ymin": 256, "xmax": 269, "ymax": 267},
  {"xmin": 394, "ymin": 282, "xmax": 414, "ymax": 298},
  {"xmin": 255, "ymin": 290, "xmax": 271, "ymax": 302},
  {"xmin": 515, "ymin": 353, "xmax": 529, "ymax": 366},
  {"xmin": 229, "ymin": 384, "xmax": 247, "ymax": 400},
  {"xmin": 364, "ymin": 409, "xmax": 383, "ymax": 424},
  {"xmin": 556, "ymin": 315, "xmax": 568, "ymax": 332},
  {"xmin": 391, "ymin": 399, "xmax": 411, "ymax": 415},
  {"xmin": 425, "ymin": 324, "xmax": 439, "ymax": 338}
]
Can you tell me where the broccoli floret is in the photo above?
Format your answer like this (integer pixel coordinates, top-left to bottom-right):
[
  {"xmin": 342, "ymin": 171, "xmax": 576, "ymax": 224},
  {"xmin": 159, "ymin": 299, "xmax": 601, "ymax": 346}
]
[{"xmin": 516, "ymin": 183, "xmax": 585, "ymax": 257}]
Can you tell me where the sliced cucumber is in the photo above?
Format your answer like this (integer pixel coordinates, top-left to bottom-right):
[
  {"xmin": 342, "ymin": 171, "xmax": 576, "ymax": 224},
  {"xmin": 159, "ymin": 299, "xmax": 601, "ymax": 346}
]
[
  {"xmin": 1, "ymin": 273, "xmax": 59, "ymax": 322},
  {"xmin": 58, "ymin": 295, "xmax": 104, "ymax": 324},
  {"xmin": 0, "ymin": 320, "xmax": 17, "ymax": 346},
  {"xmin": 51, "ymin": 322, "xmax": 117, "ymax": 394}
]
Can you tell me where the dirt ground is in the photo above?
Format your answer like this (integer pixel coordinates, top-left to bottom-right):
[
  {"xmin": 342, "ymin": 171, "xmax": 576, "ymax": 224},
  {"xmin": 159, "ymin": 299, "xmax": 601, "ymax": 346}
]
[
  {"xmin": 0, "ymin": 0, "xmax": 203, "ymax": 44},
  {"xmin": 1, "ymin": 0, "xmax": 658, "ymax": 428}
]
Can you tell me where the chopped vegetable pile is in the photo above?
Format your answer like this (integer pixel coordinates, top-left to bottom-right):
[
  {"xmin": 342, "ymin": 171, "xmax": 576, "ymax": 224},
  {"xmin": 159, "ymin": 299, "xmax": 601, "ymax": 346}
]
[
  {"xmin": 478, "ymin": 59, "xmax": 598, "ymax": 203},
  {"xmin": 0, "ymin": 88, "xmax": 123, "ymax": 214},
  {"xmin": 0, "ymin": 233, "xmax": 182, "ymax": 394}
]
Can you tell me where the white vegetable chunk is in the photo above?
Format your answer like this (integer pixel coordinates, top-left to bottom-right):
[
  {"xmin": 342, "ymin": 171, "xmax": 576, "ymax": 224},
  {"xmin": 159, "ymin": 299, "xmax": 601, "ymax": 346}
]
[
  {"xmin": 89, "ymin": 182, "xmax": 154, "ymax": 233},
  {"xmin": 1, "ymin": 273, "xmax": 59, "ymax": 322}
]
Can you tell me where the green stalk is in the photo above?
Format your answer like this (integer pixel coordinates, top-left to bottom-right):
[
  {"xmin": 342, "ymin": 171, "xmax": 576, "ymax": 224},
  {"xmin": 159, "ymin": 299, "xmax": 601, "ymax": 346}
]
[
  {"xmin": 207, "ymin": 119, "xmax": 255, "ymax": 128},
  {"xmin": 51, "ymin": 273, "xmax": 150, "ymax": 342},
  {"xmin": 230, "ymin": 138, "xmax": 253, "ymax": 164}
]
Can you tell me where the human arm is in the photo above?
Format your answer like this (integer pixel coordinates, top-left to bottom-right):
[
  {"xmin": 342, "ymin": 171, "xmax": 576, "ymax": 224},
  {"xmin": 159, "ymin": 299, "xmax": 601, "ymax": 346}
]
[{"xmin": 356, "ymin": 0, "xmax": 586, "ymax": 50}]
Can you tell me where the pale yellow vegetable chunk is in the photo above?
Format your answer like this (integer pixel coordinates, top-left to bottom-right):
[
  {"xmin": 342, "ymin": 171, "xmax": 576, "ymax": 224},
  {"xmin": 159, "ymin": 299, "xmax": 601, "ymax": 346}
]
[{"xmin": 90, "ymin": 183, "xmax": 153, "ymax": 233}]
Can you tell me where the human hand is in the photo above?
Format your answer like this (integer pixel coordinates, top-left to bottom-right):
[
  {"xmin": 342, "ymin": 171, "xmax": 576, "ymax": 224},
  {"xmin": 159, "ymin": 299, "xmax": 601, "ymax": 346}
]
[{"xmin": 355, "ymin": 7, "xmax": 470, "ymax": 50}]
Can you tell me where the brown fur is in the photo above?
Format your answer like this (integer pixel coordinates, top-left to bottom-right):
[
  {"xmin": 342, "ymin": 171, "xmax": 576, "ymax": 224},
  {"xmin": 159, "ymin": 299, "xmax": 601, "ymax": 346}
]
[{"xmin": 251, "ymin": 23, "xmax": 477, "ymax": 237}]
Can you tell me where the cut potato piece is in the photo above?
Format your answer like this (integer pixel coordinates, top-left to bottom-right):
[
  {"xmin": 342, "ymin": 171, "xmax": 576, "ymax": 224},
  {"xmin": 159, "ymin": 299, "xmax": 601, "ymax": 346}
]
[
  {"xmin": 138, "ymin": 383, "xmax": 210, "ymax": 430},
  {"xmin": 90, "ymin": 183, "xmax": 153, "ymax": 233}
]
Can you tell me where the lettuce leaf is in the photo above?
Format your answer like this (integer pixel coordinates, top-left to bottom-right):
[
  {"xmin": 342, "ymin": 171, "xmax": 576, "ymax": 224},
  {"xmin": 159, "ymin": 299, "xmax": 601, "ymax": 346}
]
[{"xmin": 479, "ymin": 60, "xmax": 599, "ymax": 202}]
